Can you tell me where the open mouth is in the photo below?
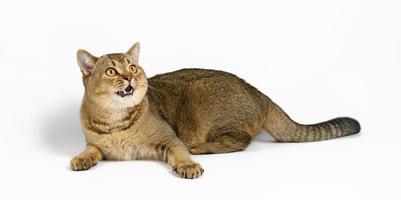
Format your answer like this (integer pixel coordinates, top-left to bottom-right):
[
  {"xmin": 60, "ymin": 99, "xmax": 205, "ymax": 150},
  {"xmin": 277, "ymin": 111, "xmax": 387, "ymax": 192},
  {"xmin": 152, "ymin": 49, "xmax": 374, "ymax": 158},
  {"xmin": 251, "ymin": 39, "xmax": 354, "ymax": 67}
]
[{"xmin": 116, "ymin": 85, "xmax": 134, "ymax": 97}]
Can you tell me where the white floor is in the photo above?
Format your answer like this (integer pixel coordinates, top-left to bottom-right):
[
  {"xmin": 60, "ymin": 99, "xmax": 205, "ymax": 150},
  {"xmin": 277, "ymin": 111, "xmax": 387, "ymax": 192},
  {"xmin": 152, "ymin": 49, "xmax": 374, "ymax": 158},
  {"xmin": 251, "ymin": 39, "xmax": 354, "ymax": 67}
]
[
  {"xmin": 1, "ymin": 0, "xmax": 400, "ymax": 200},
  {"xmin": 3, "ymin": 107, "xmax": 400, "ymax": 200}
]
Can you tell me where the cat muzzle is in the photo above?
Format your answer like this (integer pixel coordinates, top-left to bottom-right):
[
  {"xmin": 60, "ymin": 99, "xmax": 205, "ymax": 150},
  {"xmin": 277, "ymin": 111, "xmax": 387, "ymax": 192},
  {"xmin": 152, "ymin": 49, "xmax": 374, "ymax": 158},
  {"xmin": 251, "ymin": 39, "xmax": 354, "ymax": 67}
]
[{"xmin": 116, "ymin": 85, "xmax": 134, "ymax": 97}]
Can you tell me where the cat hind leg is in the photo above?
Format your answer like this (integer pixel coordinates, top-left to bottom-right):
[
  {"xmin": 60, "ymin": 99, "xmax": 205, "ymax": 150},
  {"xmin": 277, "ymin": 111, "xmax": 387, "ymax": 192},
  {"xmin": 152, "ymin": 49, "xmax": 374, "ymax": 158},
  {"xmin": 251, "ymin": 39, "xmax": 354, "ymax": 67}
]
[{"xmin": 190, "ymin": 129, "xmax": 252, "ymax": 155}]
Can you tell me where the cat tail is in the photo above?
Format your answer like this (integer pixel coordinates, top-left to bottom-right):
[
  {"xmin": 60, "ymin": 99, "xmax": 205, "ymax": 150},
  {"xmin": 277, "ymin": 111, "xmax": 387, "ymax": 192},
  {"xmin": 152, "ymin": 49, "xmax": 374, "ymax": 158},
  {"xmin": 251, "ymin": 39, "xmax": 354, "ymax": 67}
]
[{"xmin": 262, "ymin": 98, "xmax": 361, "ymax": 142}]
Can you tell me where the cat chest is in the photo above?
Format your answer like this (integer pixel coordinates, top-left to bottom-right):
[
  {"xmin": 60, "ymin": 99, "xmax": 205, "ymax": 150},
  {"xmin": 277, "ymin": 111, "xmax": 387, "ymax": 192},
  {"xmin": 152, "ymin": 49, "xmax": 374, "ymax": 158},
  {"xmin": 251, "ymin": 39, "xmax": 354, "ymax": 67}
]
[{"xmin": 87, "ymin": 132, "xmax": 158, "ymax": 161}]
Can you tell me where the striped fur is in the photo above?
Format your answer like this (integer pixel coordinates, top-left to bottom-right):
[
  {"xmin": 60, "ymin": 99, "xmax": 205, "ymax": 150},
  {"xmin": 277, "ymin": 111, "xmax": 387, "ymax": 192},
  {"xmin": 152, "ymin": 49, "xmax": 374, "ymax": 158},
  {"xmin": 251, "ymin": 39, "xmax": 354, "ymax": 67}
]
[
  {"xmin": 71, "ymin": 42, "xmax": 361, "ymax": 179},
  {"xmin": 263, "ymin": 100, "xmax": 361, "ymax": 142}
]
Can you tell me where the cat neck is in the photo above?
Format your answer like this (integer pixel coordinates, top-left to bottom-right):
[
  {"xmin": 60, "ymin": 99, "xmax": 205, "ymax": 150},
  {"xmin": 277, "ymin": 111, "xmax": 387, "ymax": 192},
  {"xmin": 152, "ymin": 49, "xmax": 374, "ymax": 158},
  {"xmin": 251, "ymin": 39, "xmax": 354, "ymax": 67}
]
[{"xmin": 82, "ymin": 96, "xmax": 150, "ymax": 133}]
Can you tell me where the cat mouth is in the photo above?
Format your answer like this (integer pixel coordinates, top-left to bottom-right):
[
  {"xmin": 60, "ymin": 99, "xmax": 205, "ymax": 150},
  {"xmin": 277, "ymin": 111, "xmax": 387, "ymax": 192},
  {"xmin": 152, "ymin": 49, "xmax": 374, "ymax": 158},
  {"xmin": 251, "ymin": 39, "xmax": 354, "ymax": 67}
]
[{"xmin": 116, "ymin": 85, "xmax": 134, "ymax": 97}]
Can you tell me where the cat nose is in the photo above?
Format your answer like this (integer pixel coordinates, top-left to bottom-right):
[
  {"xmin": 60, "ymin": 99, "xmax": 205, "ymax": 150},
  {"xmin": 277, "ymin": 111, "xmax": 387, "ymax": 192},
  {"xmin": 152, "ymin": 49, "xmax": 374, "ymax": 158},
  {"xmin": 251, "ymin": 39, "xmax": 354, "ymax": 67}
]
[{"xmin": 123, "ymin": 76, "xmax": 132, "ymax": 81}]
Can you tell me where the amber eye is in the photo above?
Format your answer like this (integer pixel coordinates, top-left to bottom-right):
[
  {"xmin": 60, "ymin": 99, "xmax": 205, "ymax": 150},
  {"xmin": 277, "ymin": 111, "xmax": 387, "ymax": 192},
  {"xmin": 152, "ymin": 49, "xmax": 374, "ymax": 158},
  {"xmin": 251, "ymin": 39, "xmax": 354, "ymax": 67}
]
[
  {"xmin": 105, "ymin": 68, "xmax": 117, "ymax": 77},
  {"xmin": 129, "ymin": 65, "xmax": 138, "ymax": 74}
]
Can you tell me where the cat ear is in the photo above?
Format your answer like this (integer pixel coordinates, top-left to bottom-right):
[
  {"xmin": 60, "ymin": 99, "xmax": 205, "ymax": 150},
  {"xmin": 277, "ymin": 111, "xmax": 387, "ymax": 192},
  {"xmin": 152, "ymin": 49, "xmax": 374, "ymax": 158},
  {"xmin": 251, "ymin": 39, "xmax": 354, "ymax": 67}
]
[
  {"xmin": 77, "ymin": 49, "xmax": 97, "ymax": 76},
  {"xmin": 126, "ymin": 42, "xmax": 140, "ymax": 63}
]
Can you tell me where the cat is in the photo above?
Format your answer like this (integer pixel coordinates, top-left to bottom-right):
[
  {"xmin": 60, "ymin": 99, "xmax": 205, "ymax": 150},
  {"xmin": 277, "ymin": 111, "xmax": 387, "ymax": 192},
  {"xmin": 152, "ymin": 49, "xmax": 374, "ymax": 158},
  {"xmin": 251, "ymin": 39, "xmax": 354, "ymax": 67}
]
[{"xmin": 70, "ymin": 42, "xmax": 361, "ymax": 179}]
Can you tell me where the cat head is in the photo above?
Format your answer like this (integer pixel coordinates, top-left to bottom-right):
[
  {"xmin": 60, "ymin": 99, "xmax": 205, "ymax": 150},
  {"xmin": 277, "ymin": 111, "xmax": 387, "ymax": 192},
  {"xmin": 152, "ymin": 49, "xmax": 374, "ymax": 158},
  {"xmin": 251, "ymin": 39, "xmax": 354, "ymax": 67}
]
[{"xmin": 77, "ymin": 42, "xmax": 148, "ymax": 109}]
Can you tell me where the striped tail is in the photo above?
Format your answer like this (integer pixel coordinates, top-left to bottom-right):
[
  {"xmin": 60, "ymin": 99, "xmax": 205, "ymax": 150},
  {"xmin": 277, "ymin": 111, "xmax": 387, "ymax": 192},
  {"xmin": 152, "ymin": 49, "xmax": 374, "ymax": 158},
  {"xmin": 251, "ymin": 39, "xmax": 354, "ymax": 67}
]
[{"xmin": 263, "ymin": 100, "xmax": 361, "ymax": 142}]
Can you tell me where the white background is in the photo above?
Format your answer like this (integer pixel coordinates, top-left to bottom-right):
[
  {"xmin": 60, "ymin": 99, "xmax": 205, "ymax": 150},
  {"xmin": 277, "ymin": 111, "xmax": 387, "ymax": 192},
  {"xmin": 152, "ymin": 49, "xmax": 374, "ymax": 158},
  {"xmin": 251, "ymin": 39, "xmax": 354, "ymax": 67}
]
[{"xmin": 0, "ymin": 0, "xmax": 400, "ymax": 199}]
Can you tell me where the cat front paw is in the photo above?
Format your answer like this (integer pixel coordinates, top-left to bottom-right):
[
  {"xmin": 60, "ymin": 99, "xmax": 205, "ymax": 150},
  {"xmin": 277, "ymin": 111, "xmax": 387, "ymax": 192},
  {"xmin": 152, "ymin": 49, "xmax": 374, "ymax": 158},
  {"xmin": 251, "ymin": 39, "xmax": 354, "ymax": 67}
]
[
  {"xmin": 173, "ymin": 162, "xmax": 204, "ymax": 179},
  {"xmin": 70, "ymin": 155, "xmax": 98, "ymax": 171}
]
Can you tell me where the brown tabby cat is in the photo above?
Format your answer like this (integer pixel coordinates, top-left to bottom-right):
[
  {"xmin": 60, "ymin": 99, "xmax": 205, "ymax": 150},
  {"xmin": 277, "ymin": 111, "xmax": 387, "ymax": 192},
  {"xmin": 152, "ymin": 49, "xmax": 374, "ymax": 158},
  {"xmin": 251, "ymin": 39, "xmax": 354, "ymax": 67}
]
[{"xmin": 70, "ymin": 42, "xmax": 361, "ymax": 179}]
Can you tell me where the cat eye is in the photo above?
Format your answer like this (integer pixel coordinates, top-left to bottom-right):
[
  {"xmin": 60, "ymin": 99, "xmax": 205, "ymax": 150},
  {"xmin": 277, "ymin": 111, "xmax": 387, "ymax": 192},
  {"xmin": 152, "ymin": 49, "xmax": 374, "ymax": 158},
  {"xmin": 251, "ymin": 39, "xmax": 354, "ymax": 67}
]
[
  {"xmin": 105, "ymin": 68, "xmax": 117, "ymax": 77},
  {"xmin": 129, "ymin": 65, "xmax": 138, "ymax": 74}
]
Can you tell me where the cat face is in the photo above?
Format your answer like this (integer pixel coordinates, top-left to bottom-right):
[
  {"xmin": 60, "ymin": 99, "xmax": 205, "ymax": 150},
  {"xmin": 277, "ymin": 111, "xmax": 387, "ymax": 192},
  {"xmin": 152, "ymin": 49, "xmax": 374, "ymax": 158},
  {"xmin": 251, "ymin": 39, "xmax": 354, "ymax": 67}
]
[{"xmin": 77, "ymin": 42, "xmax": 148, "ymax": 109}]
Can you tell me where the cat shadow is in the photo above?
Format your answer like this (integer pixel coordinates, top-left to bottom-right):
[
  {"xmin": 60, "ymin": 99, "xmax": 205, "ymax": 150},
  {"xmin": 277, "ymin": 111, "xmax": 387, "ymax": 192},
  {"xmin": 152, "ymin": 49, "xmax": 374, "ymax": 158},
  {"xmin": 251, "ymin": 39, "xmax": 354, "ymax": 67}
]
[
  {"xmin": 41, "ymin": 102, "xmax": 85, "ymax": 157},
  {"xmin": 245, "ymin": 130, "xmax": 284, "ymax": 152},
  {"xmin": 253, "ymin": 130, "xmax": 277, "ymax": 143}
]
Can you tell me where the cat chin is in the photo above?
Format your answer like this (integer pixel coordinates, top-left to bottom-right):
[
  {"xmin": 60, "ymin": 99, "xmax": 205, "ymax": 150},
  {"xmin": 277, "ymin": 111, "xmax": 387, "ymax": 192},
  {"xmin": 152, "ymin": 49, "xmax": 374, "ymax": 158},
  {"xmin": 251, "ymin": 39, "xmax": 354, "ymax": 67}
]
[
  {"xmin": 91, "ymin": 86, "xmax": 147, "ymax": 110},
  {"xmin": 108, "ymin": 90, "xmax": 147, "ymax": 109},
  {"xmin": 108, "ymin": 95, "xmax": 139, "ymax": 109}
]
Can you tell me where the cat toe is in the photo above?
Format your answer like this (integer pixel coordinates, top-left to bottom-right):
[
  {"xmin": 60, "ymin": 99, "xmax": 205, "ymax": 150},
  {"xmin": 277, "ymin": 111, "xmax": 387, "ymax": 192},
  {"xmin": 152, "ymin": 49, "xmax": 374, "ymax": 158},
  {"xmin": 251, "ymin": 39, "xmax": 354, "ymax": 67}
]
[{"xmin": 173, "ymin": 162, "xmax": 204, "ymax": 179}]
